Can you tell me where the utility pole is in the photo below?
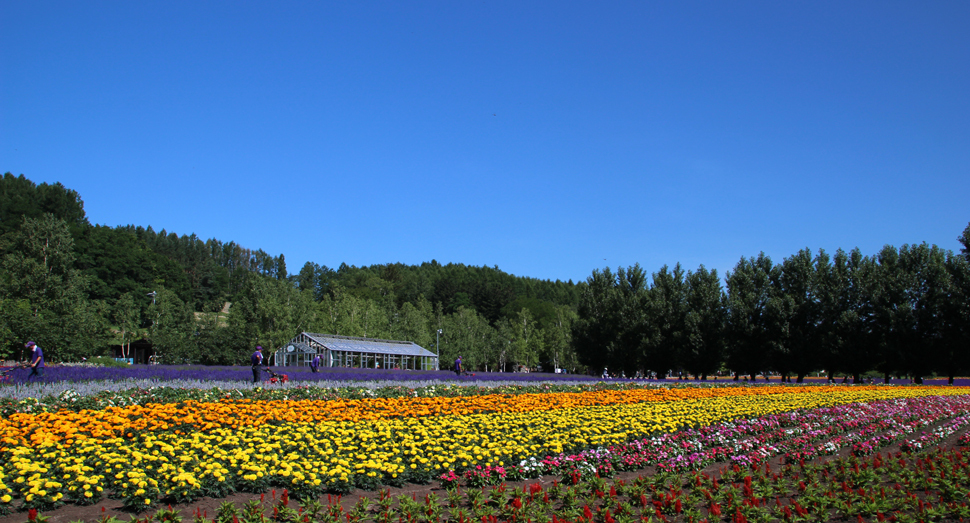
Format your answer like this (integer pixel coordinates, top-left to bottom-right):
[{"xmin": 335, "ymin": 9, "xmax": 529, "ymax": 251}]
[{"xmin": 436, "ymin": 329, "xmax": 442, "ymax": 370}]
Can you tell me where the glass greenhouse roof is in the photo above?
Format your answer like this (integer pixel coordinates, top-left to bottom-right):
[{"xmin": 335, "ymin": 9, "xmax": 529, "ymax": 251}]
[{"xmin": 302, "ymin": 333, "xmax": 437, "ymax": 357}]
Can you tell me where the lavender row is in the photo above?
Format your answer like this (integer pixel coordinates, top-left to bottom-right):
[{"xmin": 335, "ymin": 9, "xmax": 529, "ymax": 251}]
[{"xmin": 0, "ymin": 363, "xmax": 604, "ymax": 385}]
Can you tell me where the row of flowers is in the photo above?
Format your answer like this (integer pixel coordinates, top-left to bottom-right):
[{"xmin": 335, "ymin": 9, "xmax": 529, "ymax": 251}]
[
  {"xmin": 1, "ymin": 385, "xmax": 957, "ymax": 451},
  {"xmin": 0, "ymin": 380, "xmax": 755, "ymax": 416},
  {"xmin": 438, "ymin": 393, "xmax": 970, "ymax": 488},
  {"xmin": 1, "ymin": 385, "xmax": 967, "ymax": 513},
  {"xmin": 23, "ymin": 437, "xmax": 970, "ymax": 523},
  {"xmin": 441, "ymin": 446, "xmax": 970, "ymax": 523}
]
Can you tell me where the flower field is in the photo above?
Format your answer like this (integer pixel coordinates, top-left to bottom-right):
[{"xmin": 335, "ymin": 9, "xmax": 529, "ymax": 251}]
[{"xmin": 2, "ymin": 380, "xmax": 970, "ymax": 522}]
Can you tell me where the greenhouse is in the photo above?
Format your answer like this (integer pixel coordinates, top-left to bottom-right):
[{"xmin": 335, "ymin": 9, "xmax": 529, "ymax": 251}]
[{"xmin": 272, "ymin": 332, "xmax": 440, "ymax": 370}]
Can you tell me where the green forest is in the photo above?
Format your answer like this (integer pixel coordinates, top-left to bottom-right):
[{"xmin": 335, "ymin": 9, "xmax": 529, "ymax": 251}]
[{"xmin": 1, "ymin": 172, "xmax": 968, "ymax": 382}]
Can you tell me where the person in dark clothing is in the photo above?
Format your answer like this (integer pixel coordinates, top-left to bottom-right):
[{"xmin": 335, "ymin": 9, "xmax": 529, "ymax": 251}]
[
  {"xmin": 454, "ymin": 355, "xmax": 463, "ymax": 376},
  {"xmin": 251, "ymin": 346, "xmax": 263, "ymax": 383},
  {"xmin": 26, "ymin": 341, "xmax": 44, "ymax": 381},
  {"xmin": 310, "ymin": 353, "xmax": 321, "ymax": 373}
]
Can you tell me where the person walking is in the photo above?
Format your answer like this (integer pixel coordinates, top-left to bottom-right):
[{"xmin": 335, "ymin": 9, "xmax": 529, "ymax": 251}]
[
  {"xmin": 251, "ymin": 346, "xmax": 263, "ymax": 383},
  {"xmin": 25, "ymin": 341, "xmax": 44, "ymax": 381},
  {"xmin": 454, "ymin": 355, "xmax": 463, "ymax": 376},
  {"xmin": 310, "ymin": 353, "xmax": 321, "ymax": 373}
]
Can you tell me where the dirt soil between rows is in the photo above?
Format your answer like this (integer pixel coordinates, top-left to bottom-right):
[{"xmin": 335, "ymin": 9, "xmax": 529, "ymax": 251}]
[{"xmin": 3, "ymin": 426, "xmax": 965, "ymax": 523}]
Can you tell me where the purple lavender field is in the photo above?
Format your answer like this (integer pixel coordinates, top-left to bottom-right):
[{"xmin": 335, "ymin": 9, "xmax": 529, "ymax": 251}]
[{"xmin": 0, "ymin": 364, "xmax": 600, "ymax": 385}]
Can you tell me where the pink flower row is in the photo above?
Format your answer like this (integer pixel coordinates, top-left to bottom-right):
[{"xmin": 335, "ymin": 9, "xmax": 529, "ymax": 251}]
[{"xmin": 439, "ymin": 394, "xmax": 970, "ymax": 487}]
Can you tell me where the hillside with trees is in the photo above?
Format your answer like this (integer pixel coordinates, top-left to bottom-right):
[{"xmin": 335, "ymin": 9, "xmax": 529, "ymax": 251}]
[{"xmin": 0, "ymin": 173, "xmax": 581, "ymax": 371}]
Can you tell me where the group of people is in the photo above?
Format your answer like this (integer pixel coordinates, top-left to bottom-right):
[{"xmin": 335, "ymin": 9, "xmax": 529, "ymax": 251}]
[{"xmin": 249, "ymin": 345, "xmax": 323, "ymax": 384}]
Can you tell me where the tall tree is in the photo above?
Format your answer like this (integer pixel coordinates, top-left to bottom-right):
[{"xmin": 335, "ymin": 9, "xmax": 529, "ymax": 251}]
[
  {"xmin": 682, "ymin": 265, "xmax": 726, "ymax": 380},
  {"xmin": 897, "ymin": 243, "xmax": 950, "ymax": 383},
  {"xmin": 544, "ymin": 305, "xmax": 578, "ymax": 373},
  {"xmin": 0, "ymin": 214, "xmax": 107, "ymax": 360},
  {"xmin": 276, "ymin": 254, "xmax": 287, "ymax": 280},
  {"xmin": 642, "ymin": 264, "xmax": 687, "ymax": 379},
  {"xmin": 0, "ymin": 299, "xmax": 34, "ymax": 361},
  {"xmin": 146, "ymin": 288, "xmax": 193, "ymax": 364},
  {"xmin": 193, "ymin": 300, "xmax": 235, "ymax": 365},
  {"xmin": 113, "ymin": 292, "xmax": 140, "ymax": 361},
  {"xmin": 510, "ymin": 307, "xmax": 543, "ymax": 370},
  {"xmin": 225, "ymin": 273, "xmax": 315, "ymax": 364},
  {"xmin": 814, "ymin": 249, "xmax": 843, "ymax": 381},
  {"xmin": 491, "ymin": 319, "xmax": 516, "ymax": 372},
  {"xmin": 440, "ymin": 306, "xmax": 493, "ymax": 371},
  {"xmin": 725, "ymin": 253, "xmax": 783, "ymax": 381},
  {"xmin": 297, "ymin": 262, "xmax": 318, "ymax": 295},
  {"xmin": 777, "ymin": 249, "xmax": 824, "ymax": 382},
  {"xmin": 869, "ymin": 246, "xmax": 909, "ymax": 382},
  {"xmin": 573, "ymin": 265, "xmax": 649, "ymax": 377},
  {"xmin": 313, "ymin": 287, "xmax": 346, "ymax": 335},
  {"xmin": 940, "ymin": 252, "xmax": 970, "ymax": 383},
  {"xmin": 959, "ymin": 222, "xmax": 970, "ymax": 262},
  {"xmin": 387, "ymin": 298, "xmax": 433, "ymax": 349}
]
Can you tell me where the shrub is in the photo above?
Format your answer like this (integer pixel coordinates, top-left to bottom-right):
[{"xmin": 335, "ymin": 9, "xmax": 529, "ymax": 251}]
[{"xmin": 86, "ymin": 357, "xmax": 130, "ymax": 368}]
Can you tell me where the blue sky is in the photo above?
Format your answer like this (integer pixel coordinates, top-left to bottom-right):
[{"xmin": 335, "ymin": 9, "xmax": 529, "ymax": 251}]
[{"xmin": 2, "ymin": 1, "xmax": 968, "ymax": 284}]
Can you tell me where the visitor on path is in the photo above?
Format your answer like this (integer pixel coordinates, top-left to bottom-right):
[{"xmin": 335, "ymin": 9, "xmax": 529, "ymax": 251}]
[
  {"xmin": 26, "ymin": 341, "xmax": 44, "ymax": 381},
  {"xmin": 310, "ymin": 353, "xmax": 321, "ymax": 373},
  {"xmin": 251, "ymin": 346, "xmax": 263, "ymax": 383},
  {"xmin": 454, "ymin": 355, "xmax": 463, "ymax": 376}
]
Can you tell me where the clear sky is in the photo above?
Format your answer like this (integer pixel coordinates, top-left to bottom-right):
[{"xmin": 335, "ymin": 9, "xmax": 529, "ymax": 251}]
[{"xmin": 2, "ymin": 1, "xmax": 968, "ymax": 284}]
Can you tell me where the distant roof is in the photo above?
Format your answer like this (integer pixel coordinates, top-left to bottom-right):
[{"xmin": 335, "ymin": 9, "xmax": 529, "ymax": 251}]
[
  {"xmin": 277, "ymin": 342, "xmax": 316, "ymax": 354},
  {"xmin": 301, "ymin": 333, "xmax": 438, "ymax": 357}
]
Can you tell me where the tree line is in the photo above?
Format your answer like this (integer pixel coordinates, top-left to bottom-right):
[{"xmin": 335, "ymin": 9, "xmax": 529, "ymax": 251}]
[
  {"xmin": 573, "ymin": 234, "xmax": 970, "ymax": 384},
  {"xmin": 2, "ymin": 172, "xmax": 967, "ymax": 379}
]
